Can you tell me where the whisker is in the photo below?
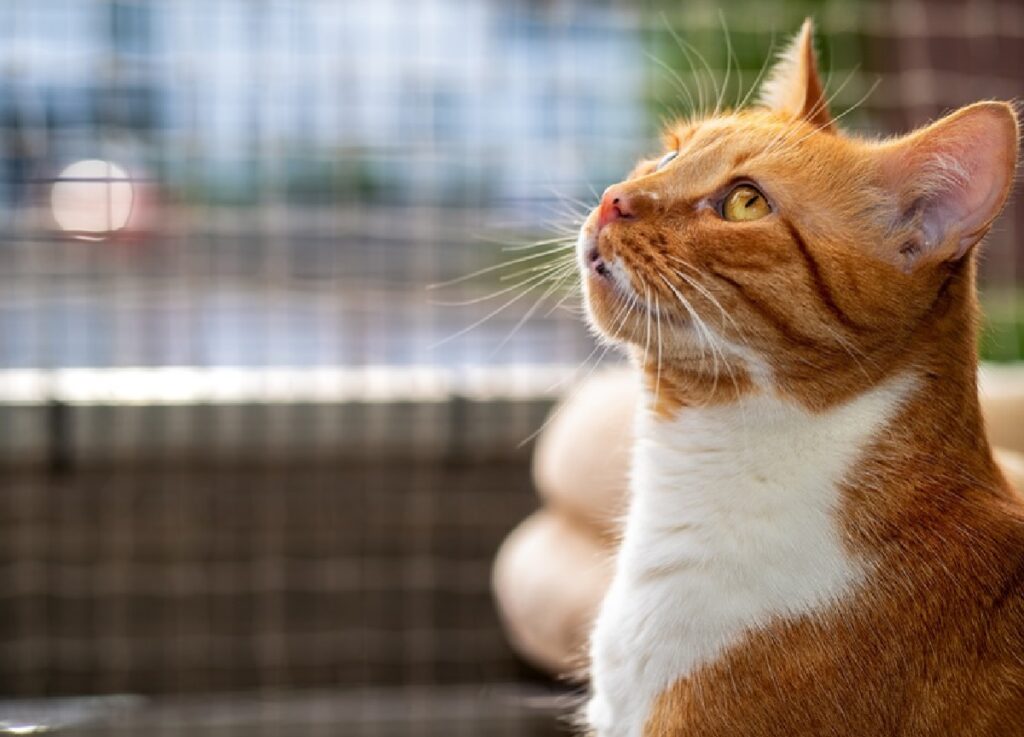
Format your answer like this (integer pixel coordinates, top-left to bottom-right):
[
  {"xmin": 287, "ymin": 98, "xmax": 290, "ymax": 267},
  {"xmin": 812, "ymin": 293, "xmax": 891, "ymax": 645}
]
[
  {"xmin": 542, "ymin": 280, "xmax": 581, "ymax": 318},
  {"xmin": 665, "ymin": 21, "xmax": 719, "ymax": 118},
  {"xmin": 667, "ymin": 259, "xmax": 747, "ymax": 344},
  {"xmin": 660, "ymin": 11, "xmax": 706, "ymax": 115},
  {"xmin": 820, "ymin": 75, "xmax": 882, "ymax": 130},
  {"xmin": 654, "ymin": 292, "xmax": 663, "ymax": 404},
  {"xmin": 428, "ymin": 247, "xmax": 574, "ymax": 290},
  {"xmin": 762, "ymin": 67, "xmax": 871, "ymax": 159},
  {"xmin": 489, "ymin": 267, "xmax": 575, "ymax": 357},
  {"xmin": 758, "ymin": 63, "xmax": 864, "ymax": 158},
  {"xmin": 772, "ymin": 74, "xmax": 881, "ymax": 159},
  {"xmin": 501, "ymin": 236, "xmax": 576, "ymax": 252},
  {"xmin": 716, "ymin": 10, "xmax": 733, "ymax": 115},
  {"xmin": 498, "ymin": 255, "xmax": 576, "ymax": 282},
  {"xmin": 720, "ymin": 10, "xmax": 743, "ymax": 112},
  {"xmin": 520, "ymin": 293, "xmax": 636, "ymax": 448},
  {"xmin": 545, "ymin": 186, "xmax": 598, "ymax": 215},
  {"xmin": 806, "ymin": 63, "xmax": 861, "ymax": 127},
  {"xmin": 815, "ymin": 321, "xmax": 878, "ymax": 382},
  {"xmin": 738, "ymin": 33, "xmax": 775, "ymax": 110},
  {"xmin": 667, "ymin": 267, "xmax": 748, "ymax": 399},
  {"xmin": 545, "ymin": 290, "xmax": 635, "ymax": 394},
  {"xmin": 430, "ymin": 276, "xmax": 555, "ymax": 350},
  {"xmin": 642, "ymin": 283, "xmax": 654, "ymax": 381},
  {"xmin": 659, "ymin": 273, "xmax": 724, "ymax": 403},
  {"xmin": 645, "ymin": 50, "xmax": 697, "ymax": 114},
  {"xmin": 477, "ymin": 231, "xmax": 570, "ymax": 248},
  {"xmin": 430, "ymin": 263, "xmax": 572, "ymax": 307}
]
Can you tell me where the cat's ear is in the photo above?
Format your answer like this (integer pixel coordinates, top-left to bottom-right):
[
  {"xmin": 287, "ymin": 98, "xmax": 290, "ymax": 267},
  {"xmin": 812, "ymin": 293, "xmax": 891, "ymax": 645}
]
[
  {"xmin": 877, "ymin": 102, "xmax": 1019, "ymax": 270},
  {"xmin": 758, "ymin": 18, "xmax": 834, "ymax": 131}
]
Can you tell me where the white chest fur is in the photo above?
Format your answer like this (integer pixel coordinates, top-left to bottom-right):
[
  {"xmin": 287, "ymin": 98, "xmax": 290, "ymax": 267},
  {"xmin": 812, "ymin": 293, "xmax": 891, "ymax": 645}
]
[{"xmin": 586, "ymin": 376, "xmax": 913, "ymax": 737}]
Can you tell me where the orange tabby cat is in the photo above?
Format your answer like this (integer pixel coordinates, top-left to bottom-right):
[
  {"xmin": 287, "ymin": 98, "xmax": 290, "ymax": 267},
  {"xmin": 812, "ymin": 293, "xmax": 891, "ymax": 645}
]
[{"xmin": 579, "ymin": 19, "xmax": 1023, "ymax": 737}]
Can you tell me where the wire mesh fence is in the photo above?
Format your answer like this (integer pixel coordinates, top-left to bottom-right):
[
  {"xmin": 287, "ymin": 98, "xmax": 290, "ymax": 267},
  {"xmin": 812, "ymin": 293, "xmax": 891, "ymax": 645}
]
[{"xmin": 0, "ymin": 0, "xmax": 1020, "ymax": 734}]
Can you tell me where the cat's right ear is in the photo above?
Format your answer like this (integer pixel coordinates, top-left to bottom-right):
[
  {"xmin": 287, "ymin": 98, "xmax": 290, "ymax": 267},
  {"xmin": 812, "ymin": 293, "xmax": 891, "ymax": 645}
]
[
  {"xmin": 758, "ymin": 18, "xmax": 834, "ymax": 131},
  {"xmin": 876, "ymin": 102, "xmax": 1019, "ymax": 271}
]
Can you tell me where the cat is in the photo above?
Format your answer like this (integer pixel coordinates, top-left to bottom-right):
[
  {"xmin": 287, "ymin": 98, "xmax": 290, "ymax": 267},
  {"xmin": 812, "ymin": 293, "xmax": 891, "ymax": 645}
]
[{"xmin": 578, "ymin": 18, "xmax": 1023, "ymax": 737}]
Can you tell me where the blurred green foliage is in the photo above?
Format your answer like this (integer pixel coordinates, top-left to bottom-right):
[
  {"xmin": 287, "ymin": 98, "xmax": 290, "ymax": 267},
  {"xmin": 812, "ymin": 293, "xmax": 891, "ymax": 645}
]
[
  {"xmin": 640, "ymin": 1, "xmax": 876, "ymax": 140},
  {"xmin": 981, "ymin": 293, "xmax": 1024, "ymax": 363}
]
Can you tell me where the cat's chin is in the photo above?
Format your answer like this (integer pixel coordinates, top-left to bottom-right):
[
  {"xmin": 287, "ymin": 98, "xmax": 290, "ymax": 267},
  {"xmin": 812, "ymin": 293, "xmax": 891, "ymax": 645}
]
[{"xmin": 583, "ymin": 283, "xmax": 700, "ymax": 350}]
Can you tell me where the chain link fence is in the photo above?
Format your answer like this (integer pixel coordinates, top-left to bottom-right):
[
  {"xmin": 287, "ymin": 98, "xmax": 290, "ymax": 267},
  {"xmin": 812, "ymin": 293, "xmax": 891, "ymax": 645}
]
[{"xmin": 0, "ymin": 0, "xmax": 1019, "ymax": 734}]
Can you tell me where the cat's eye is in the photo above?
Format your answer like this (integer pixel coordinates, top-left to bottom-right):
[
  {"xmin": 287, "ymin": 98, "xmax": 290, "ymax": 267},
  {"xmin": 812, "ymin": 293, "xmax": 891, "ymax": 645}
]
[
  {"xmin": 656, "ymin": 151, "xmax": 677, "ymax": 171},
  {"xmin": 722, "ymin": 184, "xmax": 771, "ymax": 222}
]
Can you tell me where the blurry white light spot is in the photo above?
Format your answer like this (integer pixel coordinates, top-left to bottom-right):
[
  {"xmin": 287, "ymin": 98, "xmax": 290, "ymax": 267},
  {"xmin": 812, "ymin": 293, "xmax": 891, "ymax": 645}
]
[{"xmin": 51, "ymin": 159, "xmax": 134, "ymax": 238}]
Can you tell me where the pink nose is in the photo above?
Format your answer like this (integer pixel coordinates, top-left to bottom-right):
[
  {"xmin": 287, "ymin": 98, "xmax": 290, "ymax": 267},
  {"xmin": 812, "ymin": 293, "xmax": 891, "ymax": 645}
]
[{"xmin": 597, "ymin": 185, "xmax": 634, "ymax": 232}]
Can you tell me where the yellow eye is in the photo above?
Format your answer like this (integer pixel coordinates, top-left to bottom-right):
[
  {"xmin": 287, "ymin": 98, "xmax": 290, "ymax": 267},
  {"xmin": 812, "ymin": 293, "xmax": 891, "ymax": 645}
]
[{"xmin": 722, "ymin": 184, "xmax": 770, "ymax": 222}]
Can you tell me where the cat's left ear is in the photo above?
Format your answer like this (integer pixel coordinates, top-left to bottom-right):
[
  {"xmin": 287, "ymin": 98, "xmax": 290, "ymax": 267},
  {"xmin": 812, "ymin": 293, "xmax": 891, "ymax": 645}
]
[
  {"xmin": 758, "ymin": 18, "xmax": 834, "ymax": 131},
  {"xmin": 877, "ymin": 101, "xmax": 1019, "ymax": 270}
]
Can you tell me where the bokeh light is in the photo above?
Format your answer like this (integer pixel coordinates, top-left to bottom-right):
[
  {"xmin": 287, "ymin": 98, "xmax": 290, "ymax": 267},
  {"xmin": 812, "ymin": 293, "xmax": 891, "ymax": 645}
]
[{"xmin": 50, "ymin": 159, "xmax": 134, "ymax": 239}]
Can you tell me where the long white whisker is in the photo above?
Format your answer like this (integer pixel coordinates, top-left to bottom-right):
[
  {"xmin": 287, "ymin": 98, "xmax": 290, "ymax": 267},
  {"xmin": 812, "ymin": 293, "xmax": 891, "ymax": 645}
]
[
  {"xmin": 667, "ymin": 25, "xmax": 719, "ymax": 118},
  {"xmin": 762, "ymin": 68, "xmax": 872, "ymax": 160},
  {"xmin": 667, "ymin": 260, "xmax": 747, "ymax": 344},
  {"xmin": 659, "ymin": 275, "xmax": 706, "ymax": 372},
  {"xmin": 430, "ymin": 277, "xmax": 552, "ymax": 350},
  {"xmin": 501, "ymin": 236, "xmax": 576, "ymax": 252},
  {"xmin": 642, "ymin": 283, "xmax": 654, "ymax": 379},
  {"xmin": 540, "ymin": 262, "xmax": 582, "ymax": 318},
  {"xmin": 670, "ymin": 267, "xmax": 747, "ymax": 399},
  {"xmin": 431, "ymin": 261, "xmax": 573, "ymax": 306},
  {"xmin": 759, "ymin": 64, "xmax": 863, "ymax": 159},
  {"xmin": 723, "ymin": 11, "xmax": 743, "ymax": 112},
  {"xmin": 818, "ymin": 321, "xmax": 877, "ymax": 382},
  {"xmin": 799, "ymin": 76, "xmax": 882, "ymax": 144},
  {"xmin": 738, "ymin": 33, "xmax": 775, "ymax": 110},
  {"xmin": 659, "ymin": 274, "xmax": 723, "ymax": 403},
  {"xmin": 545, "ymin": 186, "xmax": 598, "ymax": 215},
  {"xmin": 645, "ymin": 51, "xmax": 697, "ymax": 114},
  {"xmin": 498, "ymin": 255, "xmax": 576, "ymax": 282},
  {"xmin": 654, "ymin": 293, "xmax": 663, "ymax": 404},
  {"xmin": 428, "ymin": 247, "xmax": 575, "ymax": 289},
  {"xmin": 544, "ymin": 287, "xmax": 636, "ymax": 394},
  {"xmin": 522, "ymin": 293, "xmax": 637, "ymax": 447},
  {"xmin": 660, "ymin": 12, "xmax": 706, "ymax": 115},
  {"xmin": 717, "ymin": 10, "xmax": 733, "ymax": 115},
  {"xmin": 489, "ymin": 267, "xmax": 574, "ymax": 357},
  {"xmin": 543, "ymin": 283, "xmax": 581, "ymax": 318}
]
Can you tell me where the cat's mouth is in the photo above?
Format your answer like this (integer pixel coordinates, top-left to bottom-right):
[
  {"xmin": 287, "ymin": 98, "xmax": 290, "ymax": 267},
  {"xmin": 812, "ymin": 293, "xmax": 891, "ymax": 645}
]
[
  {"xmin": 585, "ymin": 245, "xmax": 611, "ymax": 279},
  {"xmin": 581, "ymin": 245, "xmax": 678, "ymax": 323},
  {"xmin": 577, "ymin": 225, "xmax": 694, "ymax": 341},
  {"xmin": 582, "ymin": 246, "xmax": 636, "ymax": 303},
  {"xmin": 578, "ymin": 229, "xmax": 635, "ymax": 296}
]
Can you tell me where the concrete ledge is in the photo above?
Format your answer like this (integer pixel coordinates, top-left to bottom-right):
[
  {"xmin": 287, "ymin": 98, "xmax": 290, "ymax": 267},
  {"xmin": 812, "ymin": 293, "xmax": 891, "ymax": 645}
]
[
  {"xmin": 0, "ymin": 366, "xmax": 577, "ymax": 466},
  {"xmin": 0, "ymin": 363, "xmax": 1018, "ymax": 467}
]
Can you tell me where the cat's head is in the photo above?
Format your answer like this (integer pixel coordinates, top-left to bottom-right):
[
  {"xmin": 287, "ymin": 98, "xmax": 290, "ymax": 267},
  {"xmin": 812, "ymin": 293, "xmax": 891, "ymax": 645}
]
[{"xmin": 578, "ymin": 19, "xmax": 1019, "ymax": 410}]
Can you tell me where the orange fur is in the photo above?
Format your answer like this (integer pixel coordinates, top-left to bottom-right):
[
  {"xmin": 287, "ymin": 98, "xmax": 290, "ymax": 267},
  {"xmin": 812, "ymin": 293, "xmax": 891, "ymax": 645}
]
[{"xmin": 579, "ymin": 19, "xmax": 1024, "ymax": 736}]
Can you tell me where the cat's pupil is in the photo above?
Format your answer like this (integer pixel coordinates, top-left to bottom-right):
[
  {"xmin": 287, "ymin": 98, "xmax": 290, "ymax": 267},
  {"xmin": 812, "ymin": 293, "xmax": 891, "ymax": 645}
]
[{"xmin": 745, "ymin": 195, "xmax": 760, "ymax": 208}]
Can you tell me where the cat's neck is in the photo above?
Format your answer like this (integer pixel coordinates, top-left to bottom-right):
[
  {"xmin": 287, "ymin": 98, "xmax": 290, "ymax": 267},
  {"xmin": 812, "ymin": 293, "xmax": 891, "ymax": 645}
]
[
  {"xmin": 632, "ymin": 260, "xmax": 1005, "ymax": 511},
  {"xmin": 628, "ymin": 370, "xmax": 917, "ymax": 526},
  {"xmin": 628, "ymin": 283, "xmax": 1008, "ymax": 560}
]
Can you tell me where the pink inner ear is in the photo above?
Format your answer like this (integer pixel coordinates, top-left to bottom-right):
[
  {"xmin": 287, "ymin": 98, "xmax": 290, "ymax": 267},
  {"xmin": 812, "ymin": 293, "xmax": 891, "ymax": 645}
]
[{"xmin": 892, "ymin": 104, "xmax": 1018, "ymax": 263}]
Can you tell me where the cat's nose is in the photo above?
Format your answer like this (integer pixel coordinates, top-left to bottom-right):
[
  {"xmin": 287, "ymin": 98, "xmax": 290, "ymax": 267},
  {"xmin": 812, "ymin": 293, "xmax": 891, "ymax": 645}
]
[{"xmin": 597, "ymin": 185, "xmax": 635, "ymax": 232}]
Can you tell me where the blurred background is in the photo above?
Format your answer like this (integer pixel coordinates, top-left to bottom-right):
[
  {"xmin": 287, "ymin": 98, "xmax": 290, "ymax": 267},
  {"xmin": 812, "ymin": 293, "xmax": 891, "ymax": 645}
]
[{"xmin": 0, "ymin": 0, "xmax": 1020, "ymax": 734}]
